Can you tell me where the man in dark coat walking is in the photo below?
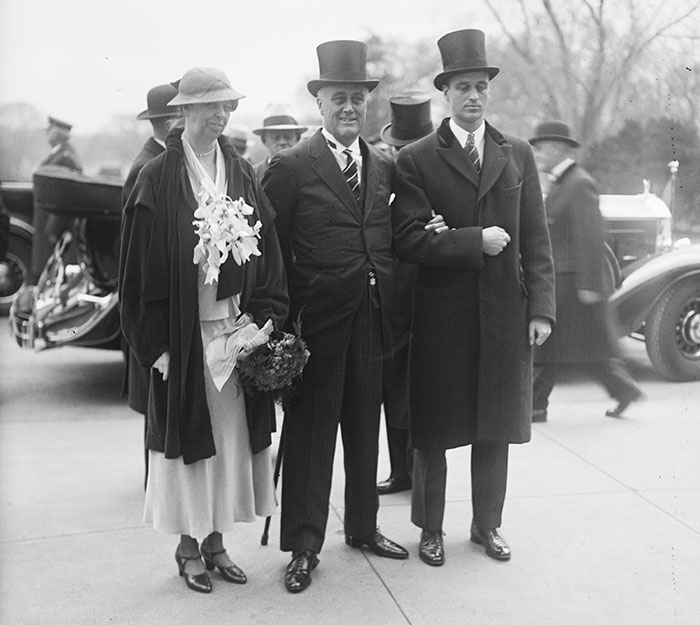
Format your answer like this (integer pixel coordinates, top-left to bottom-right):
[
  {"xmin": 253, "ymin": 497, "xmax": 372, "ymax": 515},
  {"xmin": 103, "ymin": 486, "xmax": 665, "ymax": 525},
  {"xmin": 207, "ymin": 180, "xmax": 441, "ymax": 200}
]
[
  {"xmin": 392, "ymin": 29, "xmax": 556, "ymax": 567},
  {"xmin": 262, "ymin": 39, "xmax": 408, "ymax": 594},
  {"xmin": 529, "ymin": 120, "xmax": 641, "ymax": 421}
]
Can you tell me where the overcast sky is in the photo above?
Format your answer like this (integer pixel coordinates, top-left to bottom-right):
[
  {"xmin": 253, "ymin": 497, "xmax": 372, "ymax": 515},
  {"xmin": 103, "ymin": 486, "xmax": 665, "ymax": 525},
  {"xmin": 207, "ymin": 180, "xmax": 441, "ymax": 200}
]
[{"xmin": 0, "ymin": 0, "xmax": 496, "ymax": 131}]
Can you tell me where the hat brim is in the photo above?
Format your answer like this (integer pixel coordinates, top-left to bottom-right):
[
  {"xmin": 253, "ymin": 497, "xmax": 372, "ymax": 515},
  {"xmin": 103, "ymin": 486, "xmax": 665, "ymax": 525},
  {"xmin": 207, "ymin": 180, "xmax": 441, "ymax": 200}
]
[
  {"xmin": 136, "ymin": 109, "xmax": 178, "ymax": 120},
  {"xmin": 529, "ymin": 135, "xmax": 580, "ymax": 148},
  {"xmin": 434, "ymin": 66, "xmax": 500, "ymax": 90},
  {"xmin": 167, "ymin": 89, "xmax": 246, "ymax": 106},
  {"xmin": 307, "ymin": 79, "xmax": 379, "ymax": 96},
  {"xmin": 380, "ymin": 123, "xmax": 433, "ymax": 147},
  {"xmin": 252, "ymin": 124, "xmax": 308, "ymax": 136}
]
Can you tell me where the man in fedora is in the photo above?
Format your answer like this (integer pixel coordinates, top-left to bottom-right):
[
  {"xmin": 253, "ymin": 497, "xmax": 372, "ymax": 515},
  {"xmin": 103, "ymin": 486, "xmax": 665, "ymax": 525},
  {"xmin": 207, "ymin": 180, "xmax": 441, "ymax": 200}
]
[
  {"xmin": 392, "ymin": 29, "xmax": 555, "ymax": 566},
  {"xmin": 262, "ymin": 39, "xmax": 408, "ymax": 594},
  {"xmin": 529, "ymin": 120, "xmax": 642, "ymax": 422},
  {"xmin": 377, "ymin": 92, "xmax": 436, "ymax": 497},
  {"xmin": 253, "ymin": 103, "xmax": 307, "ymax": 179},
  {"xmin": 121, "ymin": 82, "xmax": 179, "ymax": 488}
]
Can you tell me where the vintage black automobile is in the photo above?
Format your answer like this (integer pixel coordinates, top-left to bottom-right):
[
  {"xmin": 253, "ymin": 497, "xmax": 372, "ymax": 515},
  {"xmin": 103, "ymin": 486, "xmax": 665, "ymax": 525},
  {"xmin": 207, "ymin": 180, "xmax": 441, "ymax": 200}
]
[
  {"xmin": 7, "ymin": 165, "xmax": 122, "ymax": 350},
  {"xmin": 3, "ymin": 171, "xmax": 699, "ymax": 381},
  {"xmin": 610, "ymin": 242, "xmax": 700, "ymax": 381}
]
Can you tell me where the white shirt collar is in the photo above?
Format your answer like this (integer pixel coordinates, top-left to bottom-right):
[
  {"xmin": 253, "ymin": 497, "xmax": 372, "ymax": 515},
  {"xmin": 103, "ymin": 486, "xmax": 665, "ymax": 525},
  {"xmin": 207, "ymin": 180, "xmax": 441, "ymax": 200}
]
[
  {"xmin": 550, "ymin": 157, "xmax": 575, "ymax": 181},
  {"xmin": 449, "ymin": 119, "xmax": 485, "ymax": 151},
  {"xmin": 321, "ymin": 127, "xmax": 361, "ymax": 158}
]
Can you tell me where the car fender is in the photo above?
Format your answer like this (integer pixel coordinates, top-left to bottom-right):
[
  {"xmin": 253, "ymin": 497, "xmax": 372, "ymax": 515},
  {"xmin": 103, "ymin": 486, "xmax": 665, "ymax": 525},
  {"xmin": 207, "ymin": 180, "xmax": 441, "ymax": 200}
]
[{"xmin": 609, "ymin": 244, "xmax": 700, "ymax": 336}]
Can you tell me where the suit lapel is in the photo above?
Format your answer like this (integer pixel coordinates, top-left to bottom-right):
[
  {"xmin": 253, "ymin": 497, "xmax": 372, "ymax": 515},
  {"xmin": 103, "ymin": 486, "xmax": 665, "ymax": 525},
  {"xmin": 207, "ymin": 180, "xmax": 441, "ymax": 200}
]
[
  {"xmin": 436, "ymin": 138, "xmax": 480, "ymax": 190},
  {"xmin": 309, "ymin": 130, "xmax": 363, "ymax": 224},
  {"xmin": 478, "ymin": 130, "xmax": 510, "ymax": 201}
]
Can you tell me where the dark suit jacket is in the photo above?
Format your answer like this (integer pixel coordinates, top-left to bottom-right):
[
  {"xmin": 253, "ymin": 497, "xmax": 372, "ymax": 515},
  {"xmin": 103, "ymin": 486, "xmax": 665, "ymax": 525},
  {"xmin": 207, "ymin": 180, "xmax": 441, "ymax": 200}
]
[
  {"xmin": 535, "ymin": 161, "xmax": 616, "ymax": 364},
  {"xmin": 262, "ymin": 129, "xmax": 395, "ymax": 384},
  {"xmin": 392, "ymin": 119, "xmax": 555, "ymax": 449}
]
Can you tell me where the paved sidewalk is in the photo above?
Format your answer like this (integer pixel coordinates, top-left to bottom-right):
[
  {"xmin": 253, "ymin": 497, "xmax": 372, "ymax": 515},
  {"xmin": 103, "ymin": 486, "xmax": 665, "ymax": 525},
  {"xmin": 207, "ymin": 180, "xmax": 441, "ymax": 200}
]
[{"xmin": 1, "ymin": 330, "xmax": 699, "ymax": 625}]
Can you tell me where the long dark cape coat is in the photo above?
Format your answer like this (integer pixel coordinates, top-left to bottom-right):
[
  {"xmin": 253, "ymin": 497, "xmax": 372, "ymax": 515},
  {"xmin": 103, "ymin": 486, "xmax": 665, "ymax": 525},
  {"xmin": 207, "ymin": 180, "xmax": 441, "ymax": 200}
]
[
  {"xmin": 534, "ymin": 162, "xmax": 618, "ymax": 364},
  {"xmin": 119, "ymin": 130, "xmax": 289, "ymax": 464},
  {"xmin": 392, "ymin": 120, "xmax": 555, "ymax": 450}
]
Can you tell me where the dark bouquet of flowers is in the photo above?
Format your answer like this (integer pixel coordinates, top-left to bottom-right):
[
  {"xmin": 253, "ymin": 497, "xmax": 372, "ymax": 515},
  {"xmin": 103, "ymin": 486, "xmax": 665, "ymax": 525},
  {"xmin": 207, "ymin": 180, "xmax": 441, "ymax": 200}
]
[{"xmin": 237, "ymin": 321, "xmax": 310, "ymax": 404}]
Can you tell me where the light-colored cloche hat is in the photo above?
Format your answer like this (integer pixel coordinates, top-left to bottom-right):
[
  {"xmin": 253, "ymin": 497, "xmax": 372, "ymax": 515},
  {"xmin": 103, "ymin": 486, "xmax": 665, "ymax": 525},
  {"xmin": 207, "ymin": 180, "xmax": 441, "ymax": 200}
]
[
  {"xmin": 253, "ymin": 103, "xmax": 308, "ymax": 136},
  {"xmin": 167, "ymin": 67, "xmax": 245, "ymax": 106}
]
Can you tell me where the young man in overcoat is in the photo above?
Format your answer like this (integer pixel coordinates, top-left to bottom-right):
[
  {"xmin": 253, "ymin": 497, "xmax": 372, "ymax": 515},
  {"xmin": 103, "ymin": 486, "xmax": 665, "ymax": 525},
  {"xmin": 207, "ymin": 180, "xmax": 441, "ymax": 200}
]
[{"xmin": 392, "ymin": 29, "xmax": 556, "ymax": 566}]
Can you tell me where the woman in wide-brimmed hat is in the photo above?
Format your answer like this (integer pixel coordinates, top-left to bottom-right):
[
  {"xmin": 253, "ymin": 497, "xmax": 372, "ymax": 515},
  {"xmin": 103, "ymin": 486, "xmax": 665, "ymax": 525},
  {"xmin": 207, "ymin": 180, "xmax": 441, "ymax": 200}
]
[{"xmin": 119, "ymin": 67, "xmax": 289, "ymax": 594}]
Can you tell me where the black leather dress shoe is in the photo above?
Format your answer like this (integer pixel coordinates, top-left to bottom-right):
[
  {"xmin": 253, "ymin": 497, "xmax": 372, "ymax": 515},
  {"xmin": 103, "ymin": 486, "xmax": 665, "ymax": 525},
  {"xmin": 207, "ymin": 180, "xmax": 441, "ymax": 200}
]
[
  {"xmin": 346, "ymin": 529, "xmax": 409, "ymax": 559},
  {"xmin": 470, "ymin": 524, "xmax": 511, "ymax": 561},
  {"xmin": 419, "ymin": 530, "xmax": 444, "ymax": 566},
  {"xmin": 377, "ymin": 477, "xmax": 412, "ymax": 495},
  {"xmin": 284, "ymin": 551, "xmax": 319, "ymax": 594}
]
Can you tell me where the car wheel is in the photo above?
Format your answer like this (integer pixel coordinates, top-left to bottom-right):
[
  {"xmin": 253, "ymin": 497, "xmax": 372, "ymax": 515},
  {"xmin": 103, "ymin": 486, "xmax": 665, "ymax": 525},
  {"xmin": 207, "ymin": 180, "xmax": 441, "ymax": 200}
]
[
  {"xmin": 0, "ymin": 228, "xmax": 32, "ymax": 316},
  {"xmin": 645, "ymin": 277, "xmax": 700, "ymax": 381}
]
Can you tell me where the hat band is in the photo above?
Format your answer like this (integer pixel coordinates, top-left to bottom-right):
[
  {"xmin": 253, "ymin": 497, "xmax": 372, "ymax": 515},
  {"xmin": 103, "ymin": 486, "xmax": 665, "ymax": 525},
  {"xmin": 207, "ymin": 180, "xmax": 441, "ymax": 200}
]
[
  {"xmin": 264, "ymin": 115, "xmax": 299, "ymax": 127},
  {"xmin": 318, "ymin": 71, "xmax": 372, "ymax": 81},
  {"xmin": 443, "ymin": 60, "xmax": 490, "ymax": 72}
]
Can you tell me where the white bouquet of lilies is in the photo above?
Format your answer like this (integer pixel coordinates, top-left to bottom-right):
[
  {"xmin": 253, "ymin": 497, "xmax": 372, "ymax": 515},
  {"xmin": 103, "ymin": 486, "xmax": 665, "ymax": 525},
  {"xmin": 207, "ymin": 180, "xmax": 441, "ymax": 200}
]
[{"xmin": 192, "ymin": 184, "xmax": 262, "ymax": 284}]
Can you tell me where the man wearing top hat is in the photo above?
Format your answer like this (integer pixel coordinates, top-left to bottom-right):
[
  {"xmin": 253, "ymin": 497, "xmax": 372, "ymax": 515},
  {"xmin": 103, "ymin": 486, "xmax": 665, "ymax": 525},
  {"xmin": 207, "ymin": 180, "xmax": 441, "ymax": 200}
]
[
  {"xmin": 529, "ymin": 120, "xmax": 641, "ymax": 422},
  {"xmin": 253, "ymin": 103, "xmax": 307, "ymax": 180},
  {"xmin": 377, "ymin": 92, "xmax": 438, "ymax": 497},
  {"xmin": 15, "ymin": 116, "xmax": 84, "ymax": 312},
  {"xmin": 392, "ymin": 29, "xmax": 555, "ymax": 566},
  {"xmin": 262, "ymin": 39, "xmax": 408, "ymax": 594},
  {"xmin": 121, "ymin": 83, "xmax": 179, "ymax": 487}
]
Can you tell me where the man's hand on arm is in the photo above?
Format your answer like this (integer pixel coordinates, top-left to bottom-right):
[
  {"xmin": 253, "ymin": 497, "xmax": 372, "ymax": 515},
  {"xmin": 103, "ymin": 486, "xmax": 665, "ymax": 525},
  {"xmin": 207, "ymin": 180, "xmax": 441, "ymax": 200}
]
[{"xmin": 482, "ymin": 226, "xmax": 511, "ymax": 256}]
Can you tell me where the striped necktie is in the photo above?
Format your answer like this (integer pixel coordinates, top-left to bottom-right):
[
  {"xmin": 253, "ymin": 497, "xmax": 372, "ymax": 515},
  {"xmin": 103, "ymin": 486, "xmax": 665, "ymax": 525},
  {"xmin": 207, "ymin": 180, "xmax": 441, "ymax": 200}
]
[
  {"xmin": 342, "ymin": 149, "xmax": 361, "ymax": 205},
  {"xmin": 466, "ymin": 132, "xmax": 481, "ymax": 174},
  {"xmin": 327, "ymin": 138, "xmax": 361, "ymax": 205}
]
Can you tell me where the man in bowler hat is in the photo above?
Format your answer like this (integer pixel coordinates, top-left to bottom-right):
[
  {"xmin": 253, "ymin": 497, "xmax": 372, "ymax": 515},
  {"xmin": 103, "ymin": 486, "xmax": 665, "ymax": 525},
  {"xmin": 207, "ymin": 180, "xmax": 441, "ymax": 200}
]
[
  {"xmin": 377, "ymin": 92, "xmax": 437, "ymax": 496},
  {"xmin": 529, "ymin": 120, "xmax": 642, "ymax": 421},
  {"xmin": 392, "ymin": 29, "xmax": 555, "ymax": 566},
  {"xmin": 262, "ymin": 39, "xmax": 409, "ymax": 594},
  {"xmin": 121, "ymin": 83, "xmax": 179, "ymax": 487},
  {"xmin": 253, "ymin": 103, "xmax": 307, "ymax": 179}
]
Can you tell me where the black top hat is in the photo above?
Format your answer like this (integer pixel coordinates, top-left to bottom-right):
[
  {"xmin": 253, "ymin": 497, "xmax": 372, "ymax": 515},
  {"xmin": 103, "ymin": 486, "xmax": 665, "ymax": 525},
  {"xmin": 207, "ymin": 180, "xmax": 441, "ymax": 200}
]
[
  {"xmin": 307, "ymin": 40, "xmax": 379, "ymax": 96},
  {"xmin": 381, "ymin": 92, "xmax": 434, "ymax": 147},
  {"xmin": 434, "ymin": 29, "xmax": 500, "ymax": 90},
  {"xmin": 529, "ymin": 120, "xmax": 580, "ymax": 147},
  {"xmin": 47, "ymin": 116, "xmax": 72, "ymax": 131},
  {"xmin": 137, "ymin": 83, "xmax": 179, "ymax": 120}
]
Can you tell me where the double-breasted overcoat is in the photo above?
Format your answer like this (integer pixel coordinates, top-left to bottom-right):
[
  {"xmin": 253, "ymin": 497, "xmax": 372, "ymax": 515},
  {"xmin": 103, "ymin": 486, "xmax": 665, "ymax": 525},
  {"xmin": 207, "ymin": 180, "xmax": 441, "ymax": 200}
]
[{"xmin": 392, "ymin": 119, "xmax": 555, "ymax": 450}]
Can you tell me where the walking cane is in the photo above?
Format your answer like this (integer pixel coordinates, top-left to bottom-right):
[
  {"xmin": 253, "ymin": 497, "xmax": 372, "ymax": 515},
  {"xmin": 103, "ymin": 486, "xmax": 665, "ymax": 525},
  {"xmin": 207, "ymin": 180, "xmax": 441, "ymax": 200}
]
[{"xmin": 261, "ymin": 424, "xmax": 285, "ymax": 546}]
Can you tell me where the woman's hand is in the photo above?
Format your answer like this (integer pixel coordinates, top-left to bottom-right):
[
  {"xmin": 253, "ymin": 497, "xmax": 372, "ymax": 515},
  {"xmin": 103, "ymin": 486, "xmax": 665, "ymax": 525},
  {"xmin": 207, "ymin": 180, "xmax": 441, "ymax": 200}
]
[{"xmin": 153, "ymin": 352, "xmax": 170, "ymax": 381}]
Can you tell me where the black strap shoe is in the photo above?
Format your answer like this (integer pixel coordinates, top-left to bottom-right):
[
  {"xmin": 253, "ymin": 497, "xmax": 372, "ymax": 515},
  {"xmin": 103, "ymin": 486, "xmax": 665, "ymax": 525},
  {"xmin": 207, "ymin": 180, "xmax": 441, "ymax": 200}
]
[
  {"xmin": 346, "ymin": 529, "xmax": 409, "ymax": 559},
  {"xmin": 470, "ymin": 524, "xmax": 511, "ymax": 561},
  {"xmin": 419, "ymin": 530, "xmax": 445, "ymax": 566},
  {"xmin": 200, "ymin": 542, "xmax": 247, "ymax": 584},
  {"xmin": 284, "ymin": 550, "xmax": 319, "ymax": 594},
  {"xmin": 377, "ymin": 477, "xmax": 412, "ymax": 495},
  {"xmin": 175, "ymin": 547, "xmax": 212, "ymax": 593}
]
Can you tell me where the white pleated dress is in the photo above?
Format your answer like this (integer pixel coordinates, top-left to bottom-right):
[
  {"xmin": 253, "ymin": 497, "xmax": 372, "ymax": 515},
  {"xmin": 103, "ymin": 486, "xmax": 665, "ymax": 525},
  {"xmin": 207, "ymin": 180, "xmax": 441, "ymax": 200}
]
[{"xmin": 143, "ymin": 139, "xmax": 276, "ymax": 538}]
